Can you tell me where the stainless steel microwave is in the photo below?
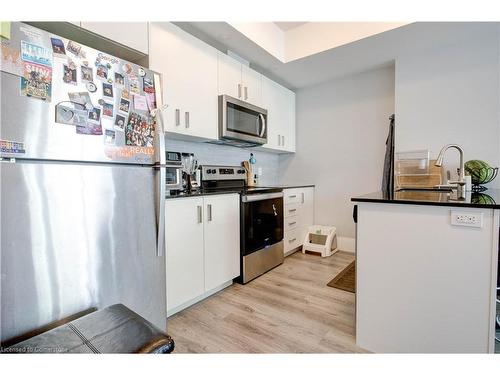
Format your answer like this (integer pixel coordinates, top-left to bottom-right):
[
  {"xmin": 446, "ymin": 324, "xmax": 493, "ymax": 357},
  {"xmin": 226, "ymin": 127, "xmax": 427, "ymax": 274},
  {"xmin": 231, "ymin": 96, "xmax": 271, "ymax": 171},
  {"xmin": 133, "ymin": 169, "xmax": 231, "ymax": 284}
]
[{"xmin": 218, "ymin": 95, "xmax": 268, "ymax": 147}]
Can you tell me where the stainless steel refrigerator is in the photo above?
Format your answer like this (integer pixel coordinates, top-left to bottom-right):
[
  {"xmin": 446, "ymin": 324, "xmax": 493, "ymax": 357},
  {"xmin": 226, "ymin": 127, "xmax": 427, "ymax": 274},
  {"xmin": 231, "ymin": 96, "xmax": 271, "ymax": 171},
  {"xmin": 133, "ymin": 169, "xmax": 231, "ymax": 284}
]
[{"xmin": 0, "ymin": 22, "xmax": 167, "ymax": 343}]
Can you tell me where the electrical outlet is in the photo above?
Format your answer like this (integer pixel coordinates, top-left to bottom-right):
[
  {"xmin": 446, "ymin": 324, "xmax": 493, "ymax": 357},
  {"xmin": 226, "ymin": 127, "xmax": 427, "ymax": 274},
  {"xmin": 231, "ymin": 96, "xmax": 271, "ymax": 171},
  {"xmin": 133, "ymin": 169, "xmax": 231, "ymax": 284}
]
[{"xmin": 450, "ymin": 211, "xmax": 483, "ymax": 228}]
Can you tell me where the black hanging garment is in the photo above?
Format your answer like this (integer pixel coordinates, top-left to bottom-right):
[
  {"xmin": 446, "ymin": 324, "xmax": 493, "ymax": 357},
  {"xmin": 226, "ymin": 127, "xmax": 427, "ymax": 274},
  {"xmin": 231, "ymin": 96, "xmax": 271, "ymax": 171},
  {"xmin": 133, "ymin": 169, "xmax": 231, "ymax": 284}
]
[{"xmin": 382, "ymin": 114, "xmax": 395, "ymax": 196}]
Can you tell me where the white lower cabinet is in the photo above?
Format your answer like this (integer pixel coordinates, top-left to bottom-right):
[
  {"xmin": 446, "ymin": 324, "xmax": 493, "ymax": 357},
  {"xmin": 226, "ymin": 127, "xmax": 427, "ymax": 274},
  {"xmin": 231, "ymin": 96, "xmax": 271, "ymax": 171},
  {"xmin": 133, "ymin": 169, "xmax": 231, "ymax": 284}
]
[
  {"xmin": 165, "ymin": 197, "xmax": 205, "ymax": 312},
  {"xmin": 165, "ymin": 194, "xmax": 240, "ymax": 316},
  {"xmin": 283, "ymin": 187, "xmax": 314, "ymax": 255},
  {"xmin": 203, "ymin": 194, "xmax": 240, "ymax": 291}
]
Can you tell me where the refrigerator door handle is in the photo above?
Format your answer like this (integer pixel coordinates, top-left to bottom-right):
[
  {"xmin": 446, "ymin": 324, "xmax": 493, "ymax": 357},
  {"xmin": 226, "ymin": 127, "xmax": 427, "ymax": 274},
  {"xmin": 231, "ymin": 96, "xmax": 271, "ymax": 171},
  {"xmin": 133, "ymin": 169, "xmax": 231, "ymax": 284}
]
[
  {"xmin": 153, "ymin": 74, "xmax": 167, "ymax": 257},
  {"xmin": 156, "ymin": 166, "xmax": 166, "ymax": 257}
]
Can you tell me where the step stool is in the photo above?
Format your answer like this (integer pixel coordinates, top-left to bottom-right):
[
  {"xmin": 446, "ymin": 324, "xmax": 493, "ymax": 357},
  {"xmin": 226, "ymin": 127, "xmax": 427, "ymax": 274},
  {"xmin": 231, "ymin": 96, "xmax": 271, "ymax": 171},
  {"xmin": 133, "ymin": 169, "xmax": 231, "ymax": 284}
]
[{"xmin": 302, "ymin": 225, "xmax": 338, "ymax": 257}]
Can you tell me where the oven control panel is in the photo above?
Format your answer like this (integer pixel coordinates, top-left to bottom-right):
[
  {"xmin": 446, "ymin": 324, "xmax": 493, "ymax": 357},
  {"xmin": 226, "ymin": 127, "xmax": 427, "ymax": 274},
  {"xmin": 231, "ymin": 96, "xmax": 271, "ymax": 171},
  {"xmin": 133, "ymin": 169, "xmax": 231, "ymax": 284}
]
[{"xmin": 200, "ymin": 165, "xmax": 247, "ymax": 181}]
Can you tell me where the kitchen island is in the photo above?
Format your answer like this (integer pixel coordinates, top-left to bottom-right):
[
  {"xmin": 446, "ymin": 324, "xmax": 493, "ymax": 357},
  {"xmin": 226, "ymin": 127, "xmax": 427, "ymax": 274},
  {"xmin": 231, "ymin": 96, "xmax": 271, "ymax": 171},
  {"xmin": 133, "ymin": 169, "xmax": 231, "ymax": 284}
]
[{"xmin": 351, "ymin": 189, "xmax": 500, "ymax": 353}]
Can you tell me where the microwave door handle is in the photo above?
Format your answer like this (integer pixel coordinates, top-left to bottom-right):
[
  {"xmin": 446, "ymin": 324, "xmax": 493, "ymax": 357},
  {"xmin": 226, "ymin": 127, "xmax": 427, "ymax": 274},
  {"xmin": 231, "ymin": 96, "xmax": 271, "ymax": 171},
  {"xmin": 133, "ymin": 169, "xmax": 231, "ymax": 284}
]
[{"xmin": 258, "ymin": 114, "xmax": 266, "ymax": 138}]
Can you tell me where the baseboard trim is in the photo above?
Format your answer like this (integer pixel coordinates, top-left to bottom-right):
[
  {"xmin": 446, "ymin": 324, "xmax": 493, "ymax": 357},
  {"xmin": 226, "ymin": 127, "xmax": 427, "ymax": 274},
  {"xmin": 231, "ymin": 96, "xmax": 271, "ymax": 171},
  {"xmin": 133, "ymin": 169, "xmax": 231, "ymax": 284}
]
[
  {"xmin": 338, "ymin": 236, "xmax": 355, "ymax": 253},
  {"xmin": 284, "ymin": 245, "xmax": 301, "ymax": 257},
  {"xmin": 167, "ymin": 280, "xmax": 233, "ymax": 318}
]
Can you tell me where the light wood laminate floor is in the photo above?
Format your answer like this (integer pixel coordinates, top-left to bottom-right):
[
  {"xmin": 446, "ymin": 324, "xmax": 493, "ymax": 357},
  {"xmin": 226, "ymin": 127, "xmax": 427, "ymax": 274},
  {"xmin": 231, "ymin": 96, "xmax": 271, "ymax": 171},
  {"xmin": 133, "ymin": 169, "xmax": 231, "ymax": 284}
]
[{"xmin": 167, "ymin": 250, "xmax": 367, "ymax": 353}]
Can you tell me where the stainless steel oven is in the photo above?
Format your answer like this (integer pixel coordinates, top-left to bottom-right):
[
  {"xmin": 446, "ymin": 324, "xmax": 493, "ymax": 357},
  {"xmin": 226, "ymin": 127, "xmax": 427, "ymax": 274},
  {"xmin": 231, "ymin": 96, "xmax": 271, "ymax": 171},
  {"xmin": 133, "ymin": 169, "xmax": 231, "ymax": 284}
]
[
  {"xmin": 199, "ymin": 165, "xmax": 284, "ymax": 283},
  {"xmin": 218, "ymin": 95, "xmax": 268, "ymax": 146},
  {"xmin": 240, "ymin": 191, "xmax": 284, "ymax": 283}
]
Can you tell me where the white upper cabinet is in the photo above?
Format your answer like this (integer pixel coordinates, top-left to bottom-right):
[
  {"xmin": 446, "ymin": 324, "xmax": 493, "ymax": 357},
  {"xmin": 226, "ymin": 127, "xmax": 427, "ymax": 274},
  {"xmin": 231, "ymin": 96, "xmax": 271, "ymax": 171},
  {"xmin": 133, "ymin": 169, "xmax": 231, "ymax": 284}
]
[
  {"xmin": 241, "ymin": 64, "xmax": 262, "ymax": 107},
  {"xmin": 218, "ymin": 52, "xmax": 242, "ymax": 99},
  {"xmin": 217, "ymin": 52, "xmax": 262, "ymax": 107},
  {"xmin": 147, "ymin": 22, "xmax": 294, "ymax": 151},
  {"xmin": 262, "ymin": 75, "xmax": 296, "ymax": 153},
  {"xmin": 149, "ymin": 22, "xmax": 218, "ymax": 141},
  {"xmin": 80, "ymin": 22, "xmax": 149, "ymax": 54}
]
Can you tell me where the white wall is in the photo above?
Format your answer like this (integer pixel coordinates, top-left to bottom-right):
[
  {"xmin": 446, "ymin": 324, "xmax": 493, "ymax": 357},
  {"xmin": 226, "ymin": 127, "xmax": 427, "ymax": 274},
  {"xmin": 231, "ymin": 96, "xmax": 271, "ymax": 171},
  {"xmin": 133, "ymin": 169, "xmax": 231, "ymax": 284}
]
[
  {"xmin": 166, "ymin": 138, "xmax": 280, "ymax": 186},
  {"xmin": 279, "ymin": 65, "xmax": 395, "ymax": 242},
  {"xmin": 395, "ymin": 24, "xmax": 500, "ymax": 185}
]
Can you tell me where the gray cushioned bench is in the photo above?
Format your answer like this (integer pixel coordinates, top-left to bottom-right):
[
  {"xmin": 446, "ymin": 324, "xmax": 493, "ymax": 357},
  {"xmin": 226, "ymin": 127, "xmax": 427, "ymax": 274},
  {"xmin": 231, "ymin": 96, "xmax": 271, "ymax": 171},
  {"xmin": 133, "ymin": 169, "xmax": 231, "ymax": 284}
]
[{"xmin": 4, "ymin": 304, "xmax": 174, "ymax": 354}]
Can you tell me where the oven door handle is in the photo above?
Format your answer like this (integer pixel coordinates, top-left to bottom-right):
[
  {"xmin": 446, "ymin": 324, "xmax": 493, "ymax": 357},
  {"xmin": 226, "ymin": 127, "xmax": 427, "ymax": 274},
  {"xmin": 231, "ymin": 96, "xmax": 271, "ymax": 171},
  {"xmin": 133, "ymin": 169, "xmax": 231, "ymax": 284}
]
[{"xmin": 241, "ymin": 192, "xmax": 283, "ymax": 202}]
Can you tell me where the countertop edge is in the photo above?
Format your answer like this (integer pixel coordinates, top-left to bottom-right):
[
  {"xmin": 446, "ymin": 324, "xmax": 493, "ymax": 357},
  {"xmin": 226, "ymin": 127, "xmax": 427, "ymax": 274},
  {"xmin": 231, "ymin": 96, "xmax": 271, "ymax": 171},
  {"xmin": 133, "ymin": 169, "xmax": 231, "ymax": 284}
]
[
  {"xmin": 351, "ymin": 197, "xmax": 500, "ymax": 210},
  {"xmin": 166, "ymin": 190, "xmax": 240, "ymax": 200},
  {"xmin": 166, "ymin": 184, "xmax": 315, "ymax": 200},
  {"xmin": 277, "ymin": 185, "xmax": 315, "ymax": 189}
]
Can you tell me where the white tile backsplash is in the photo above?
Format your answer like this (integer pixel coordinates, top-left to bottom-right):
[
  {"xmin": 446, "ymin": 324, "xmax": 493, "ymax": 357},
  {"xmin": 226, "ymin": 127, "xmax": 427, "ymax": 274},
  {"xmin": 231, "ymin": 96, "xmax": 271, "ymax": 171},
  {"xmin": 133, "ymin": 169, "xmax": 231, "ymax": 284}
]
[{"xmin": 165, "ymin": 138, "xmax": 280, "ymax": 186}]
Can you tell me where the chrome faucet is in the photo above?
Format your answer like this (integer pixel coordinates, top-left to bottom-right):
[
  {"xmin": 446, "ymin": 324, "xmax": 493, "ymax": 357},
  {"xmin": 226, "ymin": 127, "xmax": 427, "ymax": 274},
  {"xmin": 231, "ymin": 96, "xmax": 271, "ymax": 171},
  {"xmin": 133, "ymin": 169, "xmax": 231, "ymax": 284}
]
[{"xmin": 435, "ymin": 144, "xmax": 466, "ymax": 199}]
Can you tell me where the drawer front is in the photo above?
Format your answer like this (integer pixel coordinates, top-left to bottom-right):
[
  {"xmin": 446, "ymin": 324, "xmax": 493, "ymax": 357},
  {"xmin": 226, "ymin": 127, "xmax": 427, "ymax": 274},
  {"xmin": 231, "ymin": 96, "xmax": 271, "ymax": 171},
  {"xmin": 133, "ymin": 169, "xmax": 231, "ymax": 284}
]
[
  {"xmin": 284, "ymin": 203, "xmax": 302, "ymax": 218},
  {"xmin": 284, "ymin": 228, "xmax": 302, "ymax": 253},
  {"xmin": 284, "ymin": 215, "xmax": 301, "ymax": 233},
  {"xmin": 284, "ymin": 189, "xmax": 303, "ymax": 205}
]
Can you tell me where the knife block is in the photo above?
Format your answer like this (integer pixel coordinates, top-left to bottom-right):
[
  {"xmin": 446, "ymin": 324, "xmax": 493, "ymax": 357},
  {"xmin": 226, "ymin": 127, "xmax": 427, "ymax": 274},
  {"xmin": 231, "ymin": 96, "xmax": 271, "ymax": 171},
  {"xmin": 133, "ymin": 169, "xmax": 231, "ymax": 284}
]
[{"xmin": 246, "ymin": 166, "xmax": 255, "ymax": 187}]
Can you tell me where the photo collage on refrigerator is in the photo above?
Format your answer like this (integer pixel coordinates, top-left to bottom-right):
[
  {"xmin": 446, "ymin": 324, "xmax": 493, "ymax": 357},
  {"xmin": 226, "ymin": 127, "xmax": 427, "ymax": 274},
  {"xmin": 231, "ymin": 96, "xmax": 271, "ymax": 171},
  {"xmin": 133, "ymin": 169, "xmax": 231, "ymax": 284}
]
[{"xmin": 0, "ymin": 23, "xmax": 158, "ymax": 153}]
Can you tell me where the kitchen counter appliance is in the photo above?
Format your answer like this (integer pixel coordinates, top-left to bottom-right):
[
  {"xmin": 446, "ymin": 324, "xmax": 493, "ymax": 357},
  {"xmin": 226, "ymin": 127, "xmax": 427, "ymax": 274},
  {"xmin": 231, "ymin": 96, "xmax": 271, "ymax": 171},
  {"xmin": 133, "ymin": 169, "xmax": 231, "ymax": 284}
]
[
  {"xmin": 200, "ymin": 165, "xmax": 284, "ymax": 283},
  {"xmin": 0, "ymin": 22, "xmax": 168, "ymax": 343},
  {"xmin": 165, "ymin": 151, "xmax": 183, "ymax": 194},
  {"xmin": 215, "ymin": 95, "xmax": 268, "ymax": 147}
]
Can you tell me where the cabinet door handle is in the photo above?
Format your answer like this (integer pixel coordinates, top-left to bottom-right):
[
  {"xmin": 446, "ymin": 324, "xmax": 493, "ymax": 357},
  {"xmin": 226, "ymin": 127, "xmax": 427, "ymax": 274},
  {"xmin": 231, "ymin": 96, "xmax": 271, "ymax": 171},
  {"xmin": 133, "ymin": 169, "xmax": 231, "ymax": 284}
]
[
  {"xmin": 244, "ymin": 86, "xmax": 248, "ymax": 100},
  {"xmin": 289, "ymin": 221, "xmax": 297, "ymax": 226},
  {"xmin": 175, "ymin": 109, "xmax": 180, "ymax": 126},
  {"xmin": 185, "ymin": 111, "xmax": 190, "ymax": 129},
  {"xmin": 197, "ymin": 205, "xmax": 202, "ymax": 223},
  {"xmin": 238, "ymin": 84, "xmax": 242, "ymax": 98},
  {"xmin": 289, "ymin": 208, "xmax": 297, "ymax": 213},
  {"xmin": 289, "ymin": 195, "xmax": 297, "ymax": 198},
  {"xmin": 207, "ymin": 204, "xmax": 212, "ymax": 222},
  {"xmin": 301, "ymin": 192, "xmax": 305, "ymax": 204},
  {"xmin": 277, "ymin": 134, "xmax": 281, "ymax": 146},
  {"xmin": 282, "ymin": 135, "xmax": 285, "ymax": 146}
]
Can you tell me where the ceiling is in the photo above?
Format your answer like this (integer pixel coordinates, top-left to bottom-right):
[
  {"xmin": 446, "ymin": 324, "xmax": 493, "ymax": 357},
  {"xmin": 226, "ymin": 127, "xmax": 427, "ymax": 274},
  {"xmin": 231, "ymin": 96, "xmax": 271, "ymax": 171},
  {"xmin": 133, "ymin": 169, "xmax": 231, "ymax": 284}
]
[
  {"xmin": 175, "ymin": 22, "xmax": 499, "ymax": 91},
  {"xmin": 274, "ymin": 22, "xmax": 307, "ymax": 31}
]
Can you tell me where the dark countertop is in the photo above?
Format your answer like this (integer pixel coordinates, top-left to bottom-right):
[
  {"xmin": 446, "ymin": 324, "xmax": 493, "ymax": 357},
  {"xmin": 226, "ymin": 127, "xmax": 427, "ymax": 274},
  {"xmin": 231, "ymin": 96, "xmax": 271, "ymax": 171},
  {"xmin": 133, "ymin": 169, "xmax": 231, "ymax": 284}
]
[
  {"xmin": 165, "ymin": 184, "xmax": 315, "ymax": 200},
  {"xmin": 351, "ymin": 189, "xmax": 500, "ymax": 209},
  {"xmin": 267, "ymin": 184, "xmax": 315, "ymax": 189},
  {"xmin": 166, "ymin": 189, "xmax": 241, "ymax": 199}
]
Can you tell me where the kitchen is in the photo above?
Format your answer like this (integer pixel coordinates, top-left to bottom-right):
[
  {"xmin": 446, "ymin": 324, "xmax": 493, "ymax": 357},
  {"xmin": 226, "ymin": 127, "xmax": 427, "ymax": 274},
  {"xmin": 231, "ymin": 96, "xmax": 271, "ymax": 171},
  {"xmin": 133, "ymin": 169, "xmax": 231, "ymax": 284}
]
[{"xmin": 1, "ymin": 3, "xmax": 500, "ymax": 371}]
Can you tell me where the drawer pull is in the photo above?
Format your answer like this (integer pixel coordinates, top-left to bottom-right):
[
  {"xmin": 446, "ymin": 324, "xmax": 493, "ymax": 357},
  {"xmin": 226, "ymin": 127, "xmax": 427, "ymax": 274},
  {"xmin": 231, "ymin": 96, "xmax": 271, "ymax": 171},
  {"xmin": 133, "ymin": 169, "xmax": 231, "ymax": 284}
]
[
  {"xmin": 289, "ymin": 222, "xmax": 297, "ymax": 226},
  {"xmin": 207, "ymin": 204, "xmax": 212, "ymax": 222},
  {"xmin": 289, "ymin": 238, "xmax": 297, "ymax": 243},
  {"xmin": 197, "ymin": 205, "xmax": 202, "ymax": 223},
  {"xmin": 289, "ymin": 209, "xmax": 297, "ymax": 212},
  {"xmin": 289, "ymin": 195, "xmax": 297, "ymax": 198},
  {"xmin": 175, "ymin": 109, "xmax": 180, "ymax": 126}
]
